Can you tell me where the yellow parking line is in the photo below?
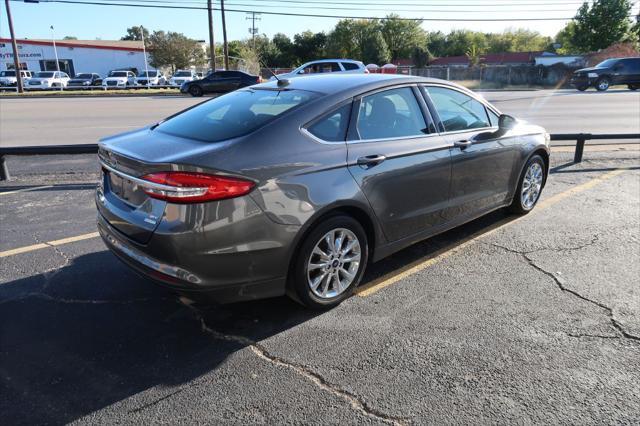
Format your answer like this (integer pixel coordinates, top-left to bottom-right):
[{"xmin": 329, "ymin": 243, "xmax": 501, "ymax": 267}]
[
  {"xmin": 0, "ymin": 232, "xmax": 99, "ymax": 258},
  {"xmin": 0, "ymin": 185, "xmax": 53, "ymax": 196},
  {"xmin": 356, "ymin": 168, "xmax": 627, "ymax": 297}
]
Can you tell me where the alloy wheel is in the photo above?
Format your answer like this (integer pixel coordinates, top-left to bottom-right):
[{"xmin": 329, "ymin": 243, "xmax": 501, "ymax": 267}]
[
  {"xmin": 307, "ymin": 228, "xmax": 361, "ymax": 299},
  {"xmin": 521, "ymin": 162, "xmax": 543, "ymax": 210}
]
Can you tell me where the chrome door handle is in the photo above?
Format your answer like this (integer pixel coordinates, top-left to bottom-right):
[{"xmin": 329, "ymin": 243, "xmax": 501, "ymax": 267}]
[
  {"xmin": 357, "ymin": 154, "xmax": 386, "ymax": 168},
  {"xmin": 454, "ymin": 140, "xmax": 472, "ymax": 149}
]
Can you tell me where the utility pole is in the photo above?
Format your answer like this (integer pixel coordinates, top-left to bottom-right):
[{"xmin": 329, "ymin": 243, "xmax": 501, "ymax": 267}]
[
  {"xmin": 4, "ymin": 0, "xmax": 23, "ymax": 93},
  {"xmin": 50, "ymin": 26, "xmax": 62, "ymax": 91},
  {"xmin": 220, "ymin": 0, "xmax": 229, "ymax": 70},
  {"xmin": 246, "ymin": 12, "xmax": 261, "ymax": 49},
  {"xmin": 207, "ymin": 0, "xmax": 216, "ymax": 72},
  {"xmin": 141, "ymin": 26, "xmax": 150, "ymax": 87}
]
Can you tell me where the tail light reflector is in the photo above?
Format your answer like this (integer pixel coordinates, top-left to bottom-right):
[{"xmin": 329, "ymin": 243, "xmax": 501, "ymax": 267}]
[{"xmin": 140, "ymin": 172, "xmax": 254, "ymax": 203}]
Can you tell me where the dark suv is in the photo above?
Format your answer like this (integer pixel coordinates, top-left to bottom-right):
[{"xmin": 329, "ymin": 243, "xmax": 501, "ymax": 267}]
[{"xmin": 571, "ymin": 57, "xmax": 640, "ymax": 91}]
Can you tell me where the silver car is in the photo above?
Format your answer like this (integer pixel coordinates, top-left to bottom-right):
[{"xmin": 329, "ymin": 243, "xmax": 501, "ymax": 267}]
[
  {"xmin": 272, "ymin": 59, "xmax": 368, "ymax": 80},
  {"xmin": 96, "ymin": 74, "xmax": 549, "ymax": 308}
]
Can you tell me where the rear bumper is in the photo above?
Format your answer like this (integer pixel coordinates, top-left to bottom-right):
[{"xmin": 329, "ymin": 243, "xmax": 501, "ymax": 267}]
[{"xmin": 97, "ymin": 204, "xmax": 296, "ymax": 303}]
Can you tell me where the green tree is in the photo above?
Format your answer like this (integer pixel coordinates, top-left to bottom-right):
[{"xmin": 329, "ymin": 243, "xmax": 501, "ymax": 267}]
[
  {"xmin": 426, "ymin": 31, "xmax": 447, "ymax": 57},
  {"xmin": 292, "ymin": 31, "xmax": 327, "ymax": 64},
  {"xmin": 444, "ymin": 30, "xmax": 488, "ymax": 57},
  {"xmin": 411, "ymin": 46, "xmax": 432, "ymax": 67},
  {"xmin": 466, "ymin": 44, "xmax": 483, "ymax": 67},
  {"xmin": 380, "ymin": 14, "xmax": 427, "ymax": 62},
  {"xmin": 121, "ymin": 26, "xmax": 150, "ymax": 41},
  {"xmin": 554, "ymin": 21, "xmax": 579, "ymax": 54},
  {"xmin": 485, "ymin": 29, "xmax": 551, "ymax": 53},
  {"xmin": 147, "ymin": 31, "xmax": 205, "ymax": 73},
  {"xmin": 326, "ymin": 19, "xmax": 390, "ymax": 64},
  {"xmin": 570, "ymin": 0, "xmax": 636, "ymax": 52},
  {"xmin": 62, "ymin": 36, "xmax": 78, "ymax": 40},
  {"xmin": 271, "ymin": 33, "xmax": 296, "ymax": 67}
]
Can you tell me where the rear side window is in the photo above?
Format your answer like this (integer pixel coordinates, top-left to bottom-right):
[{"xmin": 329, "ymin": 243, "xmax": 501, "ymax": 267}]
[
  {"xmin": 623, "ymin": 58, "xmax": 640, "ymax": 73},
  {"xmin": 426, "ymin": 86, "xmax": 490, "ymax": 132},
  {"xmin": 342, "ymin": 62, "xmax": 359, "ymax": 71},
  {"xmin": 357, "ymin": 87, "xmax": 427, "ymax": 140},
  {"xmin": 156, "ymin": 89, "xmax": 318, "ymax": 142},
  {"xmin": 307, "ymin": 103, "xmax": 351, "ymax": 142}
]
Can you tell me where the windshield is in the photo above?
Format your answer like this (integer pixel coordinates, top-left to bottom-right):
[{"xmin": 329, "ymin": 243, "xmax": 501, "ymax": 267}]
[
  {"xmin": 139, "ymin": 71, "xmax": 157, "ymax": 77},
  {"xmin": 156, "ymin": 88, "xmax": 318, "ymax": 142},
  {"xmin": 35, "ymin": 72, "xmax": 54, "ymax": 78},
  {"xmin": 174, "ymin": 71, "xmax": 192, "ymax": 77},
  {"xmin": 0, "ymin": 71, "xmax": 16, "ymax": 77},
  {"xmin": 595, "ymin": 59, "xmax": 618, "ymax": 68},
  {"xmin": 109, "ymin": 71, "xmax": 128, "ymax": 77},
  {"xmin": 76, "ymin": 74, "xmax": 93, "ymax": 79}
]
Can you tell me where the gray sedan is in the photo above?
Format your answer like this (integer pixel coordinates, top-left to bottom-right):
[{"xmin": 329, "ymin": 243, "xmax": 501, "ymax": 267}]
[{"xmin": 96, "ymin": 74, "xmax": 549, "ymax": 309}]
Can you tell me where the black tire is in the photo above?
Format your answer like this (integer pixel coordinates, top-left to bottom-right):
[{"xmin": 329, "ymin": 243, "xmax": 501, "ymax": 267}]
[
  {"xmin": 595, "ymin": 77, "xmax": 610, "ymax": 91},
  {"xmin": 576, "ymin": 85, "xmax": 588, "ymax": 91},
  {"xmin": 189, "ymin": 85, "xmax": 203, "ymax": 97},
  {"xmin": 290, "ymin": 214, "xmax": 369, "ymax": 309},
  {"xmin": 509, "ymin": 155, "xmax": 546, "ymax": 215},
  {"xmin": 629, "ymin": 84, "xmax": 638, "ymax": 91}
]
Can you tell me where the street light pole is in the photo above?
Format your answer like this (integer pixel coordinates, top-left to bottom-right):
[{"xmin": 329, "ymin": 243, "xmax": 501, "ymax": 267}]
[
  {"xmin": 140, "ymin": 26, "xmax": 150, "ymax": 87},
  {"xmin": 220, "ymin": 0, "xmax": 230, "ymax": 70},
  {"xmin": 50, "ymin": 25, "xmax": 63, "ymax": 91},
  {"xmin": 207, "ymin": 0, "xmax": 216, "ymax": 72},
  {"xmin": 4, "ymin": 0, "xmax": 24, "ymax": 93}
]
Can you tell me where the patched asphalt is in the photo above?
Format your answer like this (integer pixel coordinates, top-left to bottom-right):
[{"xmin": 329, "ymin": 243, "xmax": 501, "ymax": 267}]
[{"xmin": 1, "ymin": 149, "xmax": 639, "ymax": 424}]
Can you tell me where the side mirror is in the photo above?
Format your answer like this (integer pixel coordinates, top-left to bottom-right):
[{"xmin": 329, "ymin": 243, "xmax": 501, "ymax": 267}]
[{"xmin": 498, "ymin": 114, "xmax": 517, "ymax": 131}]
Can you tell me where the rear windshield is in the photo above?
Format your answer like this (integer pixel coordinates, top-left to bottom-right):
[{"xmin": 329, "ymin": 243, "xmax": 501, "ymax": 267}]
[{"xmin": 156, "ymin": 88, "xmax": 318, "ymax": 142}]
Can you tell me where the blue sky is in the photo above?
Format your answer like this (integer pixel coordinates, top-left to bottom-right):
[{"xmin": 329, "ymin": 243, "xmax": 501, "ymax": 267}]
[{"xmin": 2, "ymin": 0, "xmax": 637, "ymax": 42}]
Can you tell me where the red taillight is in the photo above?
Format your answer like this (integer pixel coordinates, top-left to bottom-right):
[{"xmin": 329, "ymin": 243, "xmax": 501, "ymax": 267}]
[{"xmin": 140, "ymin": 172, "xmax": 254, "ymax": 204}]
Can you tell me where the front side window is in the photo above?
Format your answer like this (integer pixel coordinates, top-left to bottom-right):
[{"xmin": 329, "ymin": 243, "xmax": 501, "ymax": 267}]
[
  {"xmin": 307, "ymin": 103, "xmax": 351, "ymax": 142},
  {"xmin": 156, "ymin": 88, "xmax": 318, "ymax": 142},
  {"xmin": 357, "ymin": 87, "xmax": 427, "ymax": 140},
  {"xmin": 425, "ymin": 86, "xmax": 490, "ymax": 132}
]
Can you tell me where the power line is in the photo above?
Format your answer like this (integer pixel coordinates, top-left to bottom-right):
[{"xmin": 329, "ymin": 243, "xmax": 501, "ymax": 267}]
[{"xmin": 29, "ymin": 0, "xmax": 586, "ymax": 20}]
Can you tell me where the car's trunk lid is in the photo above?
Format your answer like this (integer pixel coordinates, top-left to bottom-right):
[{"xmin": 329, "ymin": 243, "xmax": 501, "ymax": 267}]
[{"xmin": 97, "ymin": 127, "xmax": 232, "ymax": 244}]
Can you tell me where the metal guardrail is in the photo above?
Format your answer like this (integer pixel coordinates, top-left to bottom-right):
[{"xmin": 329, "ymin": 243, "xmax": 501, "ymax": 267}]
[
  {"xmin": 1, "ymin": 134, "xmax": 639, "ymax": 181},
  {"xmin": 550, "ymin": 133, "xmax": 640, "ymax": 163}
]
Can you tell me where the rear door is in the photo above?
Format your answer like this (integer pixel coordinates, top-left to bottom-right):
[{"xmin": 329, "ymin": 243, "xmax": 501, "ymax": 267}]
[
  {"xmin": 346, "ymin": 85, "xmax": 451, "ymax": 242},
  {"xmin": 422, "ymin": 84, "xmax": 519, "ymax": 220}
]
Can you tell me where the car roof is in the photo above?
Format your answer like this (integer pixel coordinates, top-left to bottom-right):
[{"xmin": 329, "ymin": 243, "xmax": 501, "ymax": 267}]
[
  {"xmin": 303, "ymin": 59, "xmax": 362, "ymax": 64},
  {"xmin": 255, "ymin": 73, "xmax": 465, "ymax": 96}
]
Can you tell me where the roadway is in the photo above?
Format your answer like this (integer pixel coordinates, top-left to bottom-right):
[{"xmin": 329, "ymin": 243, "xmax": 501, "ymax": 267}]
[{"xmin": 0, "ymin": 89, "xmax": 638, "ymax": 147}]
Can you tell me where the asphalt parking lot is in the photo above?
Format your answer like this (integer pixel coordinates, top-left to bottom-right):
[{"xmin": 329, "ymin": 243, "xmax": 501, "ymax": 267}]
[{"xmin": 1, "ymin": 146, "xmax": 639, "ymax": 423}]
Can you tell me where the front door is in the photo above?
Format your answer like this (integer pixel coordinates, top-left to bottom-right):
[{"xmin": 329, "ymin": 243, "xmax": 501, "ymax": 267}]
[
  {"xmin": 422, "ymin": 85, "xmax": 519, "ymax": 220},
  {"xmin": 346, "ymin": 85, "xmax": 451, "ymax": 243}
]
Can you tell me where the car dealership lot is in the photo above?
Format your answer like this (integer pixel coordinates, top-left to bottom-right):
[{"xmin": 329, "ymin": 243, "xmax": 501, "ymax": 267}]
[
  {"xmin": 1, "ymin": 148, "xmax": 639, "ymax": 424},
  {"xmin": 0, "ymin": 88, "xmax": 639, "ymax": 147}
]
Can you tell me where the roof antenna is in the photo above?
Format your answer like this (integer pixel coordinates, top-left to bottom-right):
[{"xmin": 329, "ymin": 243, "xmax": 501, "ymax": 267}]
[{"xmin": 259, "ymin": 59, "xmax": 288, "ymax": 87}]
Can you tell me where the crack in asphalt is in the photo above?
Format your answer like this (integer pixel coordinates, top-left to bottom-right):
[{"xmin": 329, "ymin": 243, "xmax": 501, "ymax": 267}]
[
  {"xmin": 490, "ymin": 243, "xmax": 640, "ymax": 343},
  {"xmin": 487, "ymin": 235, "xmax": 600, "ymax": 255},
  {"xmin": 0, "ymin": 292, "xmax": 171, "ymax": 306},
  {"xmin": 195, "ymin": 314, "xmax": 408, "ymax": 425}
]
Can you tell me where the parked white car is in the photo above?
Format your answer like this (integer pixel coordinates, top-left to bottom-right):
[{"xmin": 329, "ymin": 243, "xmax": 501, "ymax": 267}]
[
  {"xmin": 168, "ymin": 70, "xmax": 198, "ymax": 87},
  {"xmin": 0, "ymin": 70, "xmax": 33, "ymax": 86},
  {"xmin": 135, "ymin": 70, "xmax": 166, "ymax": 86},
  {"xmin": 102, "ymin": 70, "xmax": 137, "ymax": 88},
  {"xmin": 26, "ymin": 71, "xmax": 70, "ymax": 88},
  {"xmin": 271, "ymin": 59, "xmax": 368, "ymax": 80}
]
